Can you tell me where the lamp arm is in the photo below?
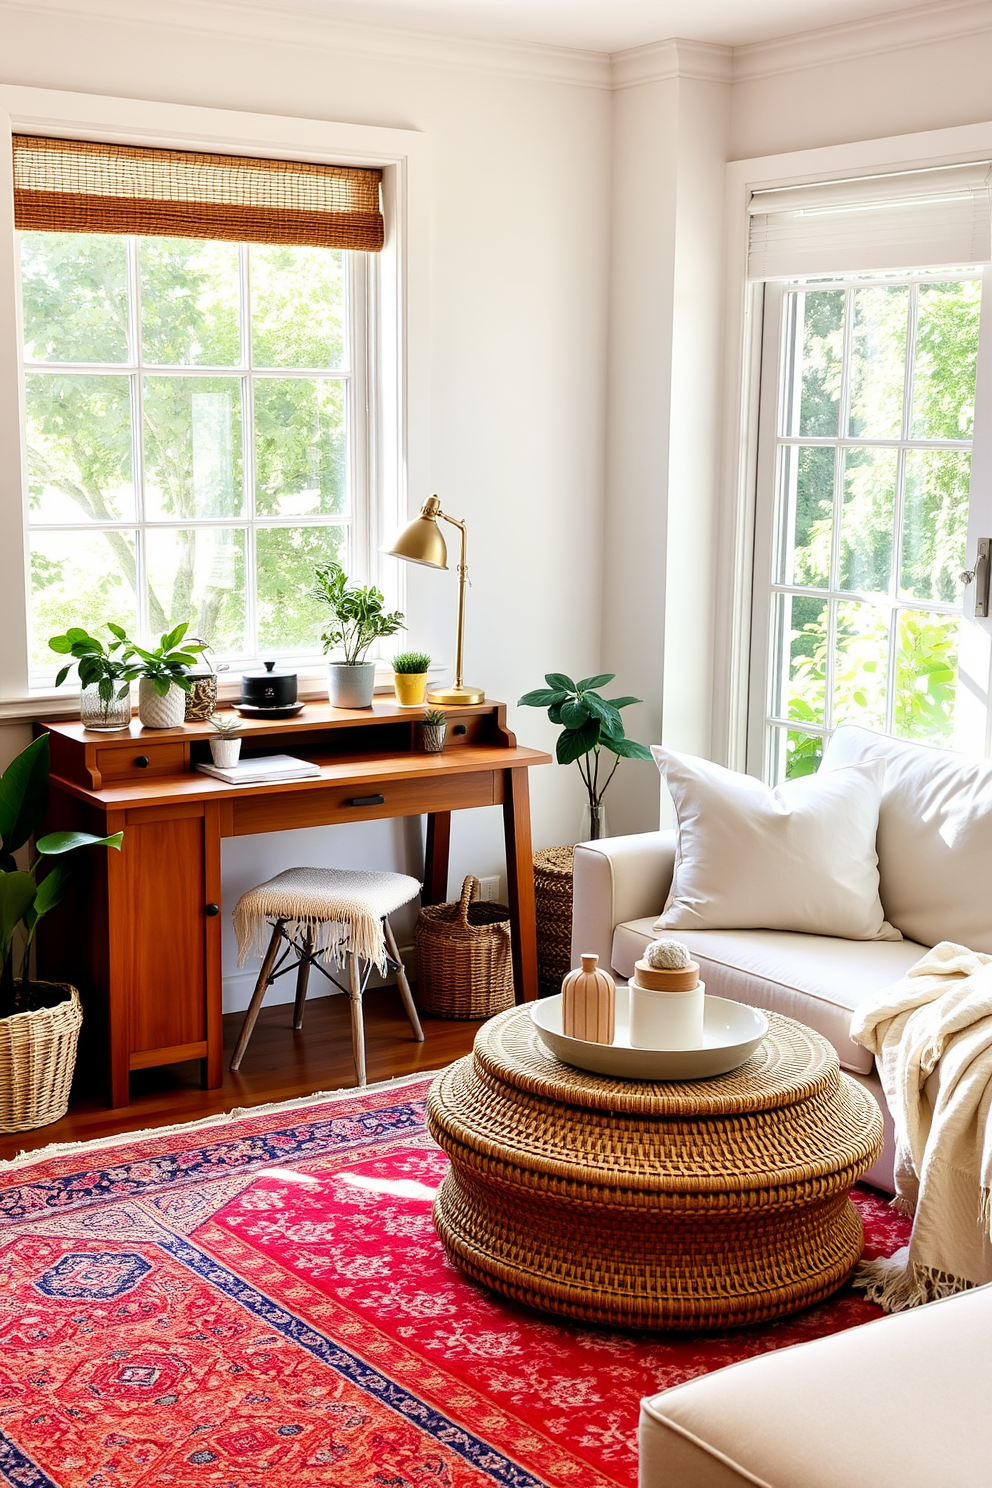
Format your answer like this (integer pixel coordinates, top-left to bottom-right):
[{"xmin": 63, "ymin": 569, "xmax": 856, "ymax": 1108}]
[{"xmin": 436, "ymin": 509, "xmax": 468, "ymax": 692}]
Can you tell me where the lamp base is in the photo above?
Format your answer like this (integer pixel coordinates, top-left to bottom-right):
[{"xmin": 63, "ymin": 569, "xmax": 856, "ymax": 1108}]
[{"xmin": 427, "ymin": 684, "xmax": 486, "ymax": 706}]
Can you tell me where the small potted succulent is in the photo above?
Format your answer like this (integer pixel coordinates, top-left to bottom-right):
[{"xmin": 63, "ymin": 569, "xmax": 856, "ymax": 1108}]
[
  {"xmin": 0, "ymin": 734, "xmax": 122, "ymax": 1130},
  {"xmin": 208, "ymin": 712, "xmax": 243, "ymax": 768},
  {"xmin": 125, "ymin": 623, "xmax": 209, "ymax": 729},
  {"xmin": 393, "ymin": 650, "xmax": 431, "ymax": 707},
  {"xmin": 49, "ymin": 624, "xmax": 132, "ymax": 732},
  {"xmin": 314, "ymin": 562, "xmax": 404, "ymax": 709},
  {"xmin": 417, "ymin": 707, "xmax": 447, "ymax": 753}
]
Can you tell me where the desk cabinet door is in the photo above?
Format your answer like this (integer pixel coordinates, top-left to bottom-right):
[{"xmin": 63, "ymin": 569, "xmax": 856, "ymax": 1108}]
[{"xmin": 113, "ymin": 808, "xmax": 212, "ymax": 1061}]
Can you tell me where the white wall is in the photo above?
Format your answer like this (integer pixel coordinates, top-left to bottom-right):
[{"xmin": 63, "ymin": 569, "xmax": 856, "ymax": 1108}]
[{"xmin": 0, "ymin": 0, "xmax": 611, "ymax": 1005}]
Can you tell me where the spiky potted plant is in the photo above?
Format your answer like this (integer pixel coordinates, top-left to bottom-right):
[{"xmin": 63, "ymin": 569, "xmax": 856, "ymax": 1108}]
[
  {"xmin": 417, "ymin": 707, "xmax": 447, "ymax": 753},
  {"xmin": 393, "ymin": 651, "xmax": 431, "ymax": 708},
  {"xmin": 208, "ymin": 712, "xmax": 243, "ymax": 768},
  {"xmin": 314, "ymin": 562, "xmax": 405, "ymax": 708},
  {"xmin": 0, "ymin": 734, "xmax": 122, "ymax": 1131}
]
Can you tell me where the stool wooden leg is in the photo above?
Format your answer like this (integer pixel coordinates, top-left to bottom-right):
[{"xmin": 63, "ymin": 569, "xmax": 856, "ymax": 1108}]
[
  {"xmin": 230, "ymin": 921, "xmax": 284, "ymax": 1072},
  {"xmin": 293, "ymin": 928, "xmax": 312, "ymax": 1030},
  {"xmin": 347, "ymin": 948, "xmax": 367, "ymax": 1087},
  {"xmin": 384, "ymin": 917, "xmax": 424, "ymax": 1041}
]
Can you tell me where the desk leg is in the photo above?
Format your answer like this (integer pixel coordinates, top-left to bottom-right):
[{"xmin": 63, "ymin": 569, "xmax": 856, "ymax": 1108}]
[
  {"xmin": 502, "ymin": 767, "xmax": 538, "ymax": 1003},
  {"xmin": 424, "ymin": 811, "xmax": 451, "ymax": 906}
]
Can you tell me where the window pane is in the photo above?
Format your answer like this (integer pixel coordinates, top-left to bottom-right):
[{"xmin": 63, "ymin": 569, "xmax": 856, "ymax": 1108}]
[
  {"xmin": 143, "ymin": 377, "xmax": 244, "ymax": 519},
  {"xmin": 256, "ymin": 526, "xmax": 345, "ymax": 651},
  {"xmin": 145, "ymin": 527, "xmax": 246, "ymax": 653},
  {"xmin": 833, "ymin": 600, "xmax": 888, "ymax": 728},
  {"xmin": 769, "ymin": 726, "xmax": 825, "ymax": 781},
  {"xmin": 20, "ymin": 232, "xmax": 129, "ymax": 364},
  {"xmin": 250, "ymin": 245, "xmax": 345, "ymax": 369},
  {"xmin": 30, "ymin": 529, "xmax": 138, "ymax": 670},
  {"xmin": 25, "ymin": 373, "xmax": 135, "ymax": 523},
  {"xmin": 771, "ymin": 593, "xmax": 827, "ymax": 728},
  {"xmin": 140, "ymin": 239, "xmax": 241, "ymax": 366},
  {"xmin": 255, "ymin": 379, "xmax": 347, "ymax": 517},
  {"xmin": 911, "ymin": 279, "xmax": 981, "ymax": 439},
  {"xmin": 776, "ymin": 444, "xmax": 833, "ymax": 587},
  {"xmin": 848, "ymin": 285, "xmax": 908, "ymax": 439},
  {"xmin": 783, "ymin": 289, "xmax": 843, "ymax": 437},
  {"xmin": 893, "ymin": 609, "xmax": 959, "ymax": 744},
  {"xmin": 901, "ymin": 450, "xmax": 970, "ymax": 604},
  {"xmin": 840, "ymin": 447, "xmax": 896, "ymax": 593}
]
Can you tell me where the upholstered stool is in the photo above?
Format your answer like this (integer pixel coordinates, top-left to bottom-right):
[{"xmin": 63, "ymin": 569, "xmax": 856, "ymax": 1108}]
[{"xmin": 230, "ymin": 866, "xmax": 424, "ymax": 1085}]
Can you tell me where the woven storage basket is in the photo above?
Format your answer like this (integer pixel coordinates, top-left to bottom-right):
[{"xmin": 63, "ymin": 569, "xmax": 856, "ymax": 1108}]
[
  {"xmin": 533, "ymin": 846, "xmax": 574, "ymax": 998},
  {"xmin": 414, "ymin": 875, "xmax": 514, "ymax": 1019},
  {"xmin": 0, "ymin": 983, "xmax": 82, "ymax": 1133}
]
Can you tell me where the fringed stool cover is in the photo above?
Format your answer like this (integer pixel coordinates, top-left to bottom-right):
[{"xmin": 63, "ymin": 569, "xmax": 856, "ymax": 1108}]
[{"xmin": 234, "ymin": 866, "xmax": 421, "ymax": 973}]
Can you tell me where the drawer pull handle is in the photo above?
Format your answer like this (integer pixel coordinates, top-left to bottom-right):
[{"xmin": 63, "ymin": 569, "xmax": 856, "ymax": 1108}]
[
  {"xmin": 348, "ymin": 793, "xmax": 385, "ymax": 807},
  {"xmin": 205, "ymin": 903, "xmax": 220, "ymax": 917},
  {"xmin": 134, "ymin": 755, "xmax": 150, "ymax": 768}
]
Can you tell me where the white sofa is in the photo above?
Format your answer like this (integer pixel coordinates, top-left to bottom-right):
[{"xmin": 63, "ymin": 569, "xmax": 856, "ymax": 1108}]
[{"xmin": 571, "ymin": 725, "xmax": 992, "ymax": 1193}]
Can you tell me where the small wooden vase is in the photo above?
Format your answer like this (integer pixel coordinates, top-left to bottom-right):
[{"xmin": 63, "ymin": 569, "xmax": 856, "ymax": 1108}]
[{"xmin": 561, "ymin": 953, "xmax": 615, "ymax": 1045}]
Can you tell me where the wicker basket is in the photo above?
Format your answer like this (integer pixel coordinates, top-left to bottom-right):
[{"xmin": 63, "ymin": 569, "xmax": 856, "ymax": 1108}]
[
  {"xmin": 533, "ymin": 845, "xmax": 574, "ymax": 998},
  {"xmin": 414, "ymin": 876, "xmax": 514, "ymax": 1019},
  {"xmin": 0, "ymin": 983, "xmax": 82, "ymax": 1133}
]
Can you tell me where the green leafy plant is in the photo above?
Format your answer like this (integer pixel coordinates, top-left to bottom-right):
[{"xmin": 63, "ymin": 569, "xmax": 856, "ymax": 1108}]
[
  {"xmin": 393, "ymin": 651, "xmax": 431, "ymax": 674},
  {"xmin": 0, "ymin": 735, "xmax": 122, "ymax": 1017},
  {"xmin": 121, "ymin": 623, "xmax": 208, "ymax": 696},
  {"xmin": 422, "ymin": 708, "xmax": 447, "ymax": 727},
  {"xmin": 518, "ymin": 672, "xmax": 652, "ymax": 838},
  {"xmin": 313, "ymin": 562, "xmax": 404, "ymax": 665},
  {"xmin": 49, "ymin": 624, "xmax": 131, "ymax": 709}
]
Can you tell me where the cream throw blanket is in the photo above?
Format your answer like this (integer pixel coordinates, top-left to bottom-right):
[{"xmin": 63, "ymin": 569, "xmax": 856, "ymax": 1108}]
[
  {"xmin": 234, "ymin": 867, "xmax": 421, "ymax": 974},
  {"xmin": 850, "ymin": 941, "xmax": 992, "ymax": 1311}
]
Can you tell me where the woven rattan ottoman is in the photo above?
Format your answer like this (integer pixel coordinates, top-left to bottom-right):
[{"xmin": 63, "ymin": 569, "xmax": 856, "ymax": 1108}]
[{"xmin": 426, "ymin": 1005, "xmax": 883, "ymax": 1329}]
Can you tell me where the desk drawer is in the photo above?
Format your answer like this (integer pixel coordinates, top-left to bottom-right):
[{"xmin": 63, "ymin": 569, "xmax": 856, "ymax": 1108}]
[
  {"xmin": 232, "ymin": 770, "xmax": 497, "ymax": 835},
  {"xmin": 97, "ymin": 741, "xmax": 186, "ymax": 783}
]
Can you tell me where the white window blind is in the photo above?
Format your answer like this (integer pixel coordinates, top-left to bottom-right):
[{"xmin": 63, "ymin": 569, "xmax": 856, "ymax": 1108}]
[{"xmin": 748, "ymin": 163, "xmax": 992, "ymax": 280}]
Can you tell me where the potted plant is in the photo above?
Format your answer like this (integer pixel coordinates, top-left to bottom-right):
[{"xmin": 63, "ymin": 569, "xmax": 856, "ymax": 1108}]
[
  {"xmin": 418, "ymin": 707, "xmax": 447, "ymax": 753},
  {"xmin": 313, "ymin": 562, "xmax": 404, "ymax": 708},
  {"xmin": 518, "ymin": 672, "xmax": 652, "ymax": 839},
  {"xmin": 208, "ymin": 712, "xmax": 243, "ymax": 767},
  {"xmin": 49, "ymin": 624, "xmax": 132, "ymax": 732},
  {"xmin": 123, "ymin": 623, "xmax": 209, "ymax": 729},
  {"xmin": 0, "ymin": 734, "xmax": 122, "ymax": 1131},
  {"xmin": 393, "ymin": 650, "xmax": 431, "ymax": 707}
]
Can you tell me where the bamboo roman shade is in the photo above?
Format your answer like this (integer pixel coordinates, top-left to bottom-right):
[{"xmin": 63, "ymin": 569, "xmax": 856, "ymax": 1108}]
[
  {"xmin": 12, "ymin": 135, "xmax": 383, "ymax": 251},
  {"xmin": 748, "ymin": 162, "xmax": 992, "ymax": 279}
]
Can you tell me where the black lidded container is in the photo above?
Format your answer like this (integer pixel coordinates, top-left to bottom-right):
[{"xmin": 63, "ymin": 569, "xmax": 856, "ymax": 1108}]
[{"xmin": 239, "ymin": 660, "xmax": 298, "ymax": 711}]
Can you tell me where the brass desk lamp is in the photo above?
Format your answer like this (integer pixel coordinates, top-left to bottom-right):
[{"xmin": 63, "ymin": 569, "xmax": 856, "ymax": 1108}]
[{"xmin": 385, "ymin": 495, "xmax": 484, "ymax": 706}]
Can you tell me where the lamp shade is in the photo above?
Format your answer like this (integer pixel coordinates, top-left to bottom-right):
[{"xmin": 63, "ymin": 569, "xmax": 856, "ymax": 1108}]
[{"xmin": 385, "ymin": 499, "xmax": 448, "ymax": 569}]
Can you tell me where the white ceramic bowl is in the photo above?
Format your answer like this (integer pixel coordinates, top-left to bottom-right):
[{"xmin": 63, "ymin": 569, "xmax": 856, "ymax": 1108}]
[{"xmin": 530, "ymin": 985, "xmax": 768, "ymax": 1081}]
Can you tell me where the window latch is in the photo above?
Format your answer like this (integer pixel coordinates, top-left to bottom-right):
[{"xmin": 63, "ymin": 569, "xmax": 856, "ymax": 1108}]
[{"xmin": 960, "ymin": 538, "xmax": 991, "ymax": 618}]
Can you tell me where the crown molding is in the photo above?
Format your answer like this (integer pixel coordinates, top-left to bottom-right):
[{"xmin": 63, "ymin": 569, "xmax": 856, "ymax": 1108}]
[
  {"xmin": 734, "ymin": 0, "xmax": 992, "ymax": 82},
  {"xmin": 611, "ymin": 39, "xmax": 733, "ymax": 91}
]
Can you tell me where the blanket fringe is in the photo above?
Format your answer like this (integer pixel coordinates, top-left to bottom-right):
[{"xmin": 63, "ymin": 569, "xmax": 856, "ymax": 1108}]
[
  {"xmin": 234, "ymin": 904, "xmax": 388, "ymax": 974},
  {"xmin": 853, "ymin": 1248, "xmax": 975, "ymax": 1313}
]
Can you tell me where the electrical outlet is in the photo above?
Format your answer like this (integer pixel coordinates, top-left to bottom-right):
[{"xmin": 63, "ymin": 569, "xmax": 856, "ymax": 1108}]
[{"xmin": 477, "ymin": 875, "xmax": 501, "ymax": 902}]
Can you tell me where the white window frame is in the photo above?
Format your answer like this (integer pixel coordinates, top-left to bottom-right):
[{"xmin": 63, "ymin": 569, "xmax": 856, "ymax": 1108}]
[
  {"xmin": 0, "ymin": 85, "xmax": 429, "ymax": 717},
  {"xmin": 718, "ymin": 120, "xmax": 992, "ymax": 775}
]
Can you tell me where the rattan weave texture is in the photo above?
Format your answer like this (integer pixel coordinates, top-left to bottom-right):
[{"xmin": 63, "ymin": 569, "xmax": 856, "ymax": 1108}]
[
  {"xmin": 427, "ymin": 1005, "xmax": 883, "ymax": 1329},
  {"xmin": 533, "ymin": 846, "xmax": 574, "ymax": 997},
  {"xmin": 0, "ymin": 985, "xmax": 82, "ymax": 1133}
]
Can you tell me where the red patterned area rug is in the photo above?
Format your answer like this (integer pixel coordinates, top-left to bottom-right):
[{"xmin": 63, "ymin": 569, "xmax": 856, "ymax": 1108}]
[{"xmin": 0, "ymin": 1073, "xmax": 910, "ymax": 1488}]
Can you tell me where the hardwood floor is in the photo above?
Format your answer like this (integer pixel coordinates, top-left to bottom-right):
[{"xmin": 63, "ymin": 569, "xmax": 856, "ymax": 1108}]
[{"xmin": 0, "ymin": 989, "xmax": 482, "ymax": 1163}]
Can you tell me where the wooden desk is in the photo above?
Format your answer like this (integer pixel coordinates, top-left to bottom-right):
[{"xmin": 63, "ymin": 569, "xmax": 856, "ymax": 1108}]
[{"xmin": 38, "ymin": 700, "xmax": 550, "ymax": 1108}]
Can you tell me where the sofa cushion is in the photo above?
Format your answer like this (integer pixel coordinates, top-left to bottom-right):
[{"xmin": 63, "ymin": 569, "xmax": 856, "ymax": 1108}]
[
  {"xmin": 639, "ymin": 1282, "xmax": 992, "ymax": 1488},
  {"xmin": 611, "ymin": 921, "xmax": 927, "ymax": 1075},
  {"xmin": 651, "ymin": 747, "xmax": 899, "ymax": 941},
  {"xmin": 824, "ymin": 725, "xmax": 992, "ymax": 952}
]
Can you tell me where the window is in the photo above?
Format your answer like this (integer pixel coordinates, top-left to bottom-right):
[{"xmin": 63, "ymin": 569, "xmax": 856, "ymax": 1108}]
[
  {"xmin": 22, "ymin": 231, "xmax": 369, "ymax": 682},
  {"xmin": 751, "ymin": 268, "xmax": 985, "ymax": 780}
]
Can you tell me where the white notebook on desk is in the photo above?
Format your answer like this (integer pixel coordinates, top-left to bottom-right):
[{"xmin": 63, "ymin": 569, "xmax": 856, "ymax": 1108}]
[{"xmin": 197, "ymin": 753, "xmax": 322, "ymax": 785}]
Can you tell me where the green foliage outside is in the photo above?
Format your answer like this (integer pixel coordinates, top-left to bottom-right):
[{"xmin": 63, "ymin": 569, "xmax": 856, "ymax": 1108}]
[
  {"xmin": 21, "ymin": 233, "xmax": 348, "ymax": 668},
  {"xmin": 782, "ymin": 277, "xmax": 978, "ymax": 777}
]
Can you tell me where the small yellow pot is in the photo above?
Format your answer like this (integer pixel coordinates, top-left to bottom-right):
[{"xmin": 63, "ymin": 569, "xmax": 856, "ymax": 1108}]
[{"xmin": 394, "ymin": 672, "xmax": 428, "ymax": 706}]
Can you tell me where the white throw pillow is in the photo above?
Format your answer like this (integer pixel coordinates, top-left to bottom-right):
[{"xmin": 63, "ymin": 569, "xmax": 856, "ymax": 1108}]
[{"xmin": 652, "ymin": 747, "xmax": 901, "ymax": 942}]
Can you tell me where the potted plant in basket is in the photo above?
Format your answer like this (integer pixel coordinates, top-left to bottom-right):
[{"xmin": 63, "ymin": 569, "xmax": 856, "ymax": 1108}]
[
  {"xmin": 313, "ymin": 562, "xmax": 405, "ymax": 708},
  {"xmin": 123, "ymin": 623, "xmax": 209, "ymax": 729},
  {"xmin": 0, "ymin": 734, "xmax": 122, "ymax": 1131},
  {"xmin": 49, "ymin": 623, "xmax": 133, "ymax": 732},
  {"xmin": 393, "ymin": 651, "xmax": 432, "ymax": 707},
  {"xmin": 518, "ymin": 672, "xmax": 653, "ymax": 839}
]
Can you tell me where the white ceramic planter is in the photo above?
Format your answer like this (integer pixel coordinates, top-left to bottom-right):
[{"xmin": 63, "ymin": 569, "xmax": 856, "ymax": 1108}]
[
  {"xmin": 137, "ymin": 679, "xmax": 186, "ymax": 729},
  {"xmin": 209, "ymin": 736, "xmax": 242, "ymax": 768},
  {"xmin": 328, "ymin": 661, "xmax": 376, "ymax": 709}
]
